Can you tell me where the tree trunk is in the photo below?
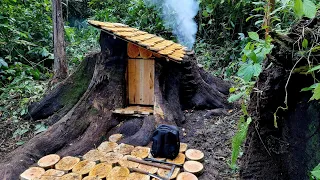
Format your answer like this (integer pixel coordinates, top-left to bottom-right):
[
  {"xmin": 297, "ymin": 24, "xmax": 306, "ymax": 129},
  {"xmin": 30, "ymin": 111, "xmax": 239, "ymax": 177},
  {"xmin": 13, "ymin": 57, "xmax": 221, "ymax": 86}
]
[
  {"xmin": 240, "ymin": 14, "xmax": 320, "ymax": 179},
  {"xmin": 0, "ymin": 31, "xmax": 232, "ymax": 179},
  {"xmin": 52, "ymin": 0, "xmax": 68, "ymax": 81}
]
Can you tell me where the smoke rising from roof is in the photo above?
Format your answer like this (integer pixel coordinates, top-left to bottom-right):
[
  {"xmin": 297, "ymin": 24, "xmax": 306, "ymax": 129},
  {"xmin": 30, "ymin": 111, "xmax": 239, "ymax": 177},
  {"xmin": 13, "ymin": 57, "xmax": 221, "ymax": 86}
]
[{"xmin": 144, "ymin": 0, "xmax": 199, "ymax": 49}]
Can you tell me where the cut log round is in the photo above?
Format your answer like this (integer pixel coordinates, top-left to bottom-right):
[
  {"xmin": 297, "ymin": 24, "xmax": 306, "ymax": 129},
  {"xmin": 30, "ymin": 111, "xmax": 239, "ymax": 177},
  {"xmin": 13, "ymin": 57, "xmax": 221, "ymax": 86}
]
[
  {"xmin": 114, "ymin": 143, "xmax": 135, "ymax": 155},
  {"xmin": 127, "ymin": 172, "xmax": 150, "ymax": 180},
  {"xmin": 72, "ymin": 160, "xmax": 96, "ymax": 175},
  {"xmin": 119, "ymin": 155, "xmax": 141, "ymax": 168},
  {"xmin": 20, "ymin": 167, "xmax": 45, "ymax": 180},
  {"xmin": 107, "ymin": 166, "xmax": 130, "ymax": 179},
  {"xmin": 38, "ymin": 176, "xmax": 61, "ymax": 180},
  {"xmin": 55, "ymin": 156, "xmax": 80, "ymax": 173},
  {"xmin": 60, "ymin": 173, "xmax": 82, "ymax": 180},
  {"xmin": 97, "ymin": 141, "xmax": 118, "ymax": 154},
  {"xmin": 139, "ymin": 47, "xmax": 153, "ymax": 59},
  {"xmin": 42, "ymin": 169, "xmax": 65, "ymax": 177},
  {"xmin": 179, "ymin": 143, "xmax": 188, "ymax": 153},
  {"xmin": 37, "ymin": 154, "xmax": 60, "ymax": 169},
  {"xmin": 166, "ymin": 153, "xmax": 185, "ymax": 165},
  {"xmin": 100, "ymin": 152, "xmax": 123, "ymax": 164},
  {"xmin": 157, "ymin": 167, "xmax": 180, "ymax": 179},
  {"xmin": 82, "ymin": 176, "xmax": 101, "ymax": 180},
  {"xmin": 83, "ymin": 149, "xmax": 104, "ymax": 162},
  {"xmin": 185, "ymin": 149, "xmax": 204, "ymax": 162},
  {"xmin": 138, "ymin": 164, "xmax": 158, "ymax": 174},
  {"xmin": 148, "ymin": 154, "xmax": 166, "ymax": 161},
  {"xmin": 88, "ymin": 162, "xmax": 112, "ymax": 179},
  {"xmin": 176, "ymin": 172, "xmax": 198, "ymax": 180},
  {"xmin": 183, "ymin": 161, "xmax": 204, "ymax": 176},
  {"xmin": 128, "ymin": 43, "xmax": 140, "ymax": 58},
  {"xmin": 109, "ymin": 134, "xmax": 123, "ymax": 143},
  {"xmin": 131, "ymin": 146, "xmax": 150, "ymax": 158}
]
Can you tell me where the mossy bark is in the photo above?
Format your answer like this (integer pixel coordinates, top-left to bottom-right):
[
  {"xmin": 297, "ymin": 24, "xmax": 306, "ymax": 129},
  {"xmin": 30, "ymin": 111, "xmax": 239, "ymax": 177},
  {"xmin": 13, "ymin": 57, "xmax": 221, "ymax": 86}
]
[{"xmin": 240, "ymin": 13, "xmax": 320, "ymax": 179}]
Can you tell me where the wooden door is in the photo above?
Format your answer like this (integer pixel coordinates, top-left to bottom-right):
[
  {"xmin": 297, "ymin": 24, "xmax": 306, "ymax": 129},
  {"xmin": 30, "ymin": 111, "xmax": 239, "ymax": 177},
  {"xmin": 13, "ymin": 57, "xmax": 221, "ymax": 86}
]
[{"xmin": 128, "ymin": 59, "xmax": 154, "ymax": 105}]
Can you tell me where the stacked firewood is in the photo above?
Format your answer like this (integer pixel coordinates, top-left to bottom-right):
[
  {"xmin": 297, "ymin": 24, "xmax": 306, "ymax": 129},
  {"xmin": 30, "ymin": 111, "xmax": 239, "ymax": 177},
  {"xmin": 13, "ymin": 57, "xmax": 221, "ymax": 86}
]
[{"xmin": 20, "ymin": 134, "xmax": 204, "ymax": 180}]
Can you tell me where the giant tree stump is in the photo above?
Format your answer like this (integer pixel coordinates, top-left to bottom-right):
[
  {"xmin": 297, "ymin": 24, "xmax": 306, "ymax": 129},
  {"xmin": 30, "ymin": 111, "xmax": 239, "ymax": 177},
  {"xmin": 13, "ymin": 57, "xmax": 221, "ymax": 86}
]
[
  {"xmin": 240, "ymin": 13, "xmax": 320, "ymax": 179},
  {"xmin": 0, "ymin": 31, "xmax": 231, "ymax": 179}
]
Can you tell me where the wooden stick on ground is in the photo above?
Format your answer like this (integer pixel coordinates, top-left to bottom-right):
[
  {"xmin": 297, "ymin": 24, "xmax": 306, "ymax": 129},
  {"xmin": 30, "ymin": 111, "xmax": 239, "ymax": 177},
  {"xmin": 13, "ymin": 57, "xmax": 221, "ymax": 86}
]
[{"xmin": 127, "ymin": 157, "xmax": 172, "ymax": 170}]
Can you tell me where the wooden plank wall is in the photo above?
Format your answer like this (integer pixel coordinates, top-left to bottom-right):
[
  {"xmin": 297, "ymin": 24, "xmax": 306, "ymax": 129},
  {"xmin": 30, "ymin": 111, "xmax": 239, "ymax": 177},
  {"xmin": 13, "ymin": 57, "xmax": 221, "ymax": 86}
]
[{"xmin": 128, "ymin": 59, "xmax": 155, "ymax": 105}]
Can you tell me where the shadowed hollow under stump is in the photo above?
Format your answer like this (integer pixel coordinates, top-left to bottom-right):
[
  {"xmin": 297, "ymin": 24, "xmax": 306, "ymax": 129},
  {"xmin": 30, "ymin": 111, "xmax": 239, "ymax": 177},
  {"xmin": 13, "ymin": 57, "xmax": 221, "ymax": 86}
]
[{"xmin": 0, "ymin": 21, "xmax": 232, "ymax": 179}]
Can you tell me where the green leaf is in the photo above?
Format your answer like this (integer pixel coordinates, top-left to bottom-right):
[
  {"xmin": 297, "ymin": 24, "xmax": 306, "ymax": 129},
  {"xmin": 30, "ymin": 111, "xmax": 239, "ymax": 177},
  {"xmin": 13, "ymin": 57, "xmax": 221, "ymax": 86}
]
[
  {"xmin": 307, "ymin": 65, "xmax": 320, "ymax": 73},
  {"xmin": 294, "ymin": 0, "xmax": 304, "ymax": 18},
  {"xmin": 301, "ymin": 83, "xmax": 319, "ymax": 92},
  {"xmin": 310, "ymin": 84, "xmax": 320, "ymax": 101},
  {"xmin": 228, "ymin": 92, "xmax": 245, "ymax": 102},
  {"xmin": 302, "ymin": 39, "xmax": 308, "ymax": 48},
  {"xmin": 303, "ymin": 0, "xmax": 317, "ymax": 18},
  {"xmin": 248, "ymin": 32, "xmax": 259, "ymax": 41},
  {"xmin": 311, "ymin": 164, "xmax": 320, "ymax": 179},
  {"xmin": 16, "ymin": 141, "xmax": 25, "ymax": 146},
  {"xmin": 0, "ymin": 57, "xmax": 8, "ymax": 68},
  {"xmin": 237, "ymin": 63, "xmax": 261, "ymax": 82},
  {"xmin": 34, "ymin": 124, "xmax": 47, "ymax": 135},
  {"xmin": 229, "ymin": 87, "xmax": 236, "ymax": 93},
  {"xmin": 202, "ymin": 10, "xmax": 209, "ymax": 17}
]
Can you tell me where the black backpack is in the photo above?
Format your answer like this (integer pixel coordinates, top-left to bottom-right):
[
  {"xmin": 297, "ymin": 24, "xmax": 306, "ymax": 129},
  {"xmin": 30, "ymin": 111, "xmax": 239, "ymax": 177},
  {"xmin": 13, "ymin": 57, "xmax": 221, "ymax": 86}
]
[{"xmin": 151, "ymin": 124, "xmax": 180, "ymax": 159}]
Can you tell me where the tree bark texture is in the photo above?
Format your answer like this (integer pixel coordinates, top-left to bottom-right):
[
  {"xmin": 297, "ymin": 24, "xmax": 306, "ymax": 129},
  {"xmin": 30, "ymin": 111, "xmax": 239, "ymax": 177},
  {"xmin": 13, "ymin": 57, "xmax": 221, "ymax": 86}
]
[
  {"xmin": 0, "ymin": 31, "xmax": 232, "ymax": 179},
  {"xmin": 241, "ymin": 13, "xmax": 320, "ymax": 179},
  {"xmin": 52, "ymin": 0, "xmax": 68, "ymax": 81}
]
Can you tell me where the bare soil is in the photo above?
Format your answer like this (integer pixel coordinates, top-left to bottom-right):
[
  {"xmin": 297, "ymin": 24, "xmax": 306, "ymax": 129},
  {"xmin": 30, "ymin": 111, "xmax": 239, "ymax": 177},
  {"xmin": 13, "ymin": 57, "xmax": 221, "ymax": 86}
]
[{"xmin": 180, "ymin": 109, "xmax": 240, "ymax": 179}]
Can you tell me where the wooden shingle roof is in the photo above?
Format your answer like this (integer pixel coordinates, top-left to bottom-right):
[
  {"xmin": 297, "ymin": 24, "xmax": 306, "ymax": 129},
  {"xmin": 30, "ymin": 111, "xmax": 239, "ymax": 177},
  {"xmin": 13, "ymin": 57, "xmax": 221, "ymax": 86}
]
[{"xmin": 88, "ymin": 20, "xmax": 187, "ymax": 62}]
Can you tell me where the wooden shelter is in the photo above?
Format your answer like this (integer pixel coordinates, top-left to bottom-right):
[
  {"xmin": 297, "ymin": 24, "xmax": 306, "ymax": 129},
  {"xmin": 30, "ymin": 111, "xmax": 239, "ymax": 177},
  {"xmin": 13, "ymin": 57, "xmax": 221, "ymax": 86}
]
[{"xmin": 88, "ymin": 20, "xmax": 188, "ymax": 116}]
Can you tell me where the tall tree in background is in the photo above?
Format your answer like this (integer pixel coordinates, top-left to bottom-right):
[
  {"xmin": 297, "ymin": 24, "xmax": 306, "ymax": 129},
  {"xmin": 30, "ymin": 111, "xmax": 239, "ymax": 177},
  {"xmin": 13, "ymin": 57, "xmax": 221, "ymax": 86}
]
[{"xmin": 52, "ymin": 0, "xmax": 68, "ymax": 81}]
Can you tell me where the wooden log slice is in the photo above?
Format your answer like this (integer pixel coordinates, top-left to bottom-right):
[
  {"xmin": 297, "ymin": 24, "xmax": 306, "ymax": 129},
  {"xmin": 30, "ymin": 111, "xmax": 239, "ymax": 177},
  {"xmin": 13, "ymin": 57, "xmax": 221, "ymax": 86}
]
[
  {"xmin": 60, "ymin": 173, "xmax": 82, "ymax": 180},
  {"xmin": 97, "ymin": 141, "xmax": 118, "ymax": 154},
  {"xmin": 148, "ymin": 153, "xmax": 166, "ymax": 161},
  {"xmin": 131, "ymin": 146, "xmax": 150, "ymax": 158},
  {"xmin": 88, "ymin": 162, "xmax": 112, "ymax": 179},
  {"xmin": 43, "ymin": 169, "xmax": 65, "ymax": 177},
  {"xmin": 100, "ymin": 152, "xmax": 123, "ymax": 164},
  {"xmin": 37, "ymin": 154, "xmax": 60, "ymax": 169},
  {"xmin": 72, "ymin": 160, "xmax": 96, "ymax": 175},
  {"xmin": 20, "ymin": 167, "xmax": 45, "ymax": 180},
  {"xmin": 185, "ymin": 149, "xmax": 204, "ymax": 162},
  {"xmin": 127, "ymin": 172, "xmax": 150, "ymax": 180},
  {"xmin": 37, "ymin": 176, "xmax": 60, "ymax": 180},
  {"xmin": 107, "ymin": 166, "xmax": 130, "ymax": 179},
  {"xmin": 55, "ymin": 156, "xmax": 80, "ymax": 173},
  {"xmin": 119, "ymin": 155, "xmax": 140, "ymax": 168},
  {"xmin": 114, "ymin": 143, "xmax": 135, "ymax": 155},
  {"xmin": 183, "ymin": 161, "xmax": 204, "ymax": 176},
  {"xmin": 139, "ymin": 47, "xmax": 153, "ymax": 59},
  {"xmin": 128, "ymin": 43, "xmax": 140, "ymax": 58},
  {"xmin": 83, "ymin": 149, "xmax": 104, "ymax": 163},
  {"xmin": 176, "ymin": 172, "xmax": 198, "ymax": 180},
  {"xmin": 179, "ymin": 143, "xmax": 188, "ymax": 153},
  {"xmin": 138, "ymin": 164, "xmax": 158, "ymax": 174},
  {"xmin": 82, "ymin": 176, "xmax": 101, "ymax": 180},
  {"xmin": 157, "ymin": 167, "xmax": 180, "ymax": 179},
  {"xmin": 166, "ymin": 153, "xmax": 185, "ymax": 165}
]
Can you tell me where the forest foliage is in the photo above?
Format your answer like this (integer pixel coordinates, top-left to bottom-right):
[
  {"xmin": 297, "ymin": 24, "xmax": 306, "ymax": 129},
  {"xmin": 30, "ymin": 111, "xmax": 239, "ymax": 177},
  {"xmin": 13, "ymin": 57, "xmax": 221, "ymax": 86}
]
[{"xmin": 0, "ymin": 0, "xmax": 320, "ymax": 176}]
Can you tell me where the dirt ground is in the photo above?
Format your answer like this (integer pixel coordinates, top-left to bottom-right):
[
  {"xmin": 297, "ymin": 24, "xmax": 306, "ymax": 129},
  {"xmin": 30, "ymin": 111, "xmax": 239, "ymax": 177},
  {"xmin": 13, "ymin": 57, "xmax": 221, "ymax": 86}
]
[
  {"xmin": 0, "ymin": 109, "xmax": 240, "ymax": 179},
  {"xmin": 180, "ymin": 109, "xmax": 240, "ymax": 180}
]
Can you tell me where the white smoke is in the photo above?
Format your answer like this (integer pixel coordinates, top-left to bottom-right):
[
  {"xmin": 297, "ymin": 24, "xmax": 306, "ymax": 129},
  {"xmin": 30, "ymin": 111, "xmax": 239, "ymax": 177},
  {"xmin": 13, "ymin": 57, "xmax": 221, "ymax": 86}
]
[{"xmin": 144, "ymin": 0, "xmax": 199, "ymax": 49}]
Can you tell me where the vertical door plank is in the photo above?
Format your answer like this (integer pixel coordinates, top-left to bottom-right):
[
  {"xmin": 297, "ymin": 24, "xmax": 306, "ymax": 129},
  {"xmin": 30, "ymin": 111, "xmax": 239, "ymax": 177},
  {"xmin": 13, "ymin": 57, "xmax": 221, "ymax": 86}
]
[{"xmin": 128, "ymin": 59, "xmax": 154, "ymax": 105}]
